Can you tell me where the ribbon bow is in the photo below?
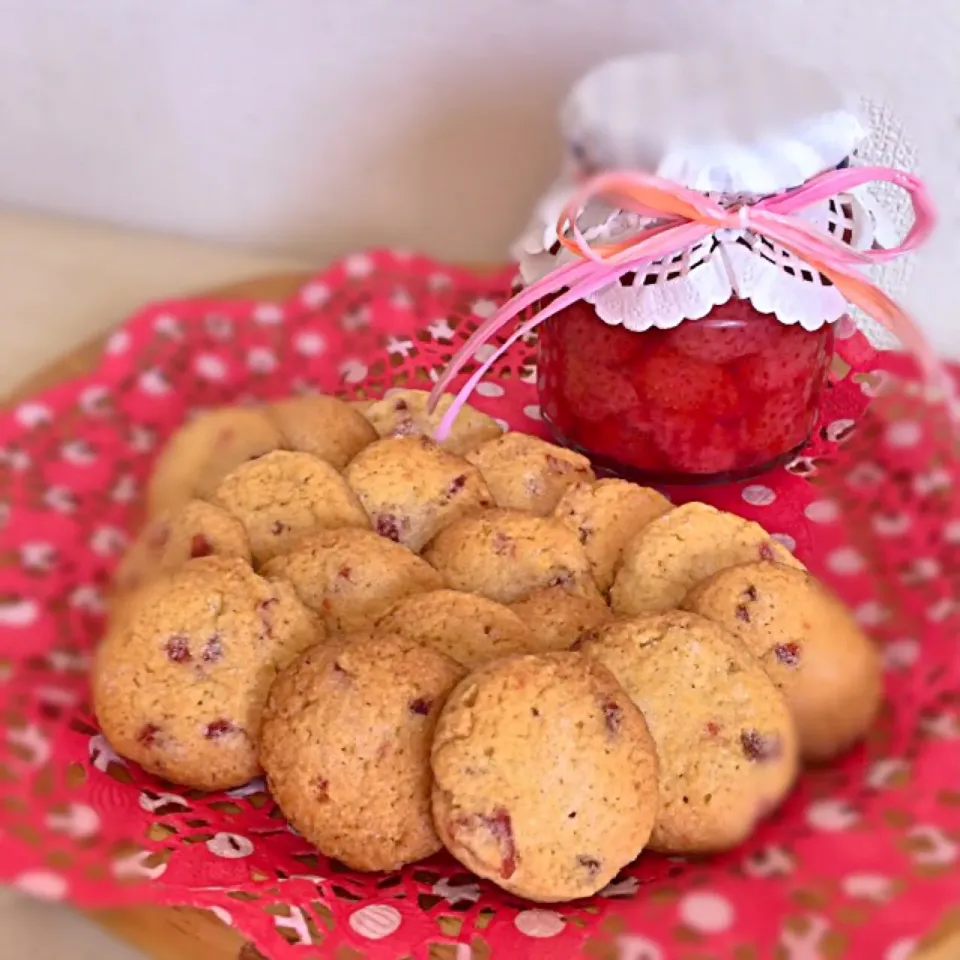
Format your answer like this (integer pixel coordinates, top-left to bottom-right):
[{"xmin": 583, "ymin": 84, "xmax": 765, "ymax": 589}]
[{"xmin": 427, "ymin": 165, "xmax": 946, "ymax": 440}]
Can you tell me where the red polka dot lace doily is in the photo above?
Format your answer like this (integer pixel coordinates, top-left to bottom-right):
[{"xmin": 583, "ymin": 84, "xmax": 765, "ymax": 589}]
[{"xmin": 0, "ymin": 251, "xmax": 957, "ymax": 959}]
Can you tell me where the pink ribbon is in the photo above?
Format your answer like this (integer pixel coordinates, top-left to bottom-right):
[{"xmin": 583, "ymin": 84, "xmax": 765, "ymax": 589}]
[{"xmin": 427, "ymin": 166, "xmax": 947, "ymax": 440}]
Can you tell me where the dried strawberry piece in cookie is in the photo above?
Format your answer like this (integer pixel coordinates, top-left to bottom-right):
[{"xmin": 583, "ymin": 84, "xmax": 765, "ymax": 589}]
[{"xmin": 451, "ymin": 808, "xmax": 518, "ymax": 879}]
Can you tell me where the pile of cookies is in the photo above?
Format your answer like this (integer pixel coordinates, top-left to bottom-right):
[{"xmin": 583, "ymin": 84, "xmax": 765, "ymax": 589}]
[{"xmin": 93, "ymin": 388, "xmax": 882, "ymax": 903}]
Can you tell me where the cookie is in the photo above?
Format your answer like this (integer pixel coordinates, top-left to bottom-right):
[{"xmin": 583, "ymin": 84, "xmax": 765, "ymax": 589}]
[
  {"xmin": 147, "ymin": 406, "xmax": 285, "ymax": 516},
  {"xmin": 261, "ymin": 632, "xmax": 465, "ymax": 872},
  {"xmin": 344, "ymin": 436, "xmax": 494, "ymax": 552},
  {"xmin": 375, "ymin": 590, "xmax": 534, "ymax": 668},
  {"xmin": 610, "ymin": 502, "xmax": 803, "ymax": 616},
  {"xmin": 554, "ymin": 479, "xmax": 672, "ymax": 592},
  {"xmin": 423, "ymin": 509, "xmax": 595, "ymax": 604},
  {"xmin": 683, "ymin": 562, "xmax": 883, "ymax": 762},
  {"xmin": 211, "ymin": 450, "xmax": 369, "ymax": 565},
  {"xmin": 577, "ymin": 611, "xmax": 798, "ymax": 853},
  {"xmin": 261, "ymin": 528, "xmax": 445, "ymax": 635},
  {"xmin": 114, "ymin": 499, "xmax": 251, "ymax": 595},
  {"xmin": 465, "ymin": 434, "xmax": 595, "ymax": 516},
  {"xmin": 267, "ymin": 394, "xmax": 377, "ymax": 469},
  {"xmin": 431, "ymin": 652, "xmax": 659, "ymax": 901},
  {"xmin": 364, "ymin": 389, "xmax": 503, "ymax": 456},
  {"xmin": 509, "ymin": 585, "xmax": 612, "ymax": 653},
  {"xmin": 93, "ymin": 557, "xmax": 324, "ymax": 791}
]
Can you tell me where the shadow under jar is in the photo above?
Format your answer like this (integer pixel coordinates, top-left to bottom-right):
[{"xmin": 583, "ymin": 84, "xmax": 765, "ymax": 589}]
[{"xmin": 537, "ymin": 297, "xmax": 836, "ymax": 485}]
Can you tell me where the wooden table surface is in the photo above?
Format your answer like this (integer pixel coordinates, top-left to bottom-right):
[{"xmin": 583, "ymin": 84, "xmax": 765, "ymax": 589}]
[{"xmin": 5, "ymin": 271, "xmax": 958, "ymax": 960}]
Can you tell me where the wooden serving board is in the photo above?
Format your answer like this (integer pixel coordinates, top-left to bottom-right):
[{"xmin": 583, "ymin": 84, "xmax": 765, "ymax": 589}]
[{"xmin": 4, "ymin": 271, "xmax": 958, "ymax": 960}]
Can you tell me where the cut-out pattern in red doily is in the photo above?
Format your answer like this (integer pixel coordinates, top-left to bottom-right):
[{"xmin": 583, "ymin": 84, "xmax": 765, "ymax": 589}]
[{"xmin": 0, "ymin": 250, "xmax": 957, "ymax": 959}]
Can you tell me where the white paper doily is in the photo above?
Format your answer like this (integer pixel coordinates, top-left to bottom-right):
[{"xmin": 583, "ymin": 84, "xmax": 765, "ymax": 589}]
[{"xmin": 513, "ymin": 52, "xmax": 918, "ymax": 344}]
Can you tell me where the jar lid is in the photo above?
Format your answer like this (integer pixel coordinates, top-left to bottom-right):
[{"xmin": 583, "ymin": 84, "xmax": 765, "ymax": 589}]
[{"xmin": 561, "ymin": 51, "xmax": 867, "ymax": 195}]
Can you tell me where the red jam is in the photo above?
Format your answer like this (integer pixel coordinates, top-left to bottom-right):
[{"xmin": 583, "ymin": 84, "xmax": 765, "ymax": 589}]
[{"xmin": 537, "ymin": 297, "xmax": 835, "ymax": 484}]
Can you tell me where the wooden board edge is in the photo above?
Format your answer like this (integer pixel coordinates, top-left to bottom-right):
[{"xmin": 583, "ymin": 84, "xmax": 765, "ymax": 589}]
[{"xmin": 5, "ymin": 268, "xmax": 959, "ymax": 960}]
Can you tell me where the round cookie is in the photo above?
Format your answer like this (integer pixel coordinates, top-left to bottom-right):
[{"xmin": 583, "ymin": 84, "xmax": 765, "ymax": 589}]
[
  {"xmin": 577, "ymin": 611, "xmax": 798, "ymax": 854},
  {"xmin": 114, "ymin": 499, "xmax": 251, "ymax": 594},
  {"xmin": 509, "ymin": 585, "xmax": 612, "ymax": 653},
  {"xmin": 610, "ymin": 502, "xmax": 804, "ymax": 616},
  {"xmin": 261, "ymin": 528, "xmax": 445, "ymax": 635},
  {"xmin": 375, "ymin": 590, "xmax": 534, "ymax": 668},
  {"xmin": 267, "ymin": 394, "xmax": 377, "ymax": 469},
  {"xmin": 554, "ymin": 479, "xmax": 672, "ymax": 592},
  {"xmin": 431, "ymin": 652, "xmax": 659, "ymax": 902},
  {"xmin": 93, "ymin": 557, "xmax": 324, "ymax": 791},
  {"xmin": 211, "ymin": 450, "xmax": 369, "ymax": 565},
  {"xmin": 422, "ymin": 509, "xmax": 595, "ymax": 604},
  {"xmin": 465, "ymin": 433, "xmax": 595, "ymax": 516},
  {"xmin": 683, "ymin": 562, "xmax": 883, "ymax": 762},
  {"xmin": 364, "ymin": 389, "xmax": 503, "ymax": 456},
  {"xmin": 261, "ymin": 632, "xmax": 465, "ymax": 872},
  {"xmin": 344, "ymin": 436, "xmax": 494, "ymax": 552},
  {"xmin": 147, "ymin": 406, "xmax": 285, "ymax": 516}
]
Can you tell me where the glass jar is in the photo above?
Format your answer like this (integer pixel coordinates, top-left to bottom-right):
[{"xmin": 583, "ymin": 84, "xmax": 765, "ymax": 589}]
[{"xmin": 537, "ymin": 297, "xmax": 835, "ymax": 484}]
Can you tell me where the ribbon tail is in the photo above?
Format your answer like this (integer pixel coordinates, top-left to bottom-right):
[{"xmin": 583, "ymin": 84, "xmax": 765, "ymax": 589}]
[
  {"xmin": 433, "ymin": 270, "xmax": 629, "ymax": 441},
  {"xmin": 426, "ymin": 257, "xmax": 599, "ymax": 413}
]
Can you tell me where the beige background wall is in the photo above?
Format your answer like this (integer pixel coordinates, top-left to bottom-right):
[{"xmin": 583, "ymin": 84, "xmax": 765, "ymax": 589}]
[{"xmin": 0, "ymin": 1, "xmax": 957, "ymax": 337}]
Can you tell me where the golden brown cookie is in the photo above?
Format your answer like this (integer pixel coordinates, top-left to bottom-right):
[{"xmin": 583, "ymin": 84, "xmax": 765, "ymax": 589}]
[
  {"xmin": 93, "ymin": 557, "xmax": 324, "ymax": 791},
  {"xmin": 431, "ymin": 652, "xmax": 659, "ymax": 902},
  {"xmin": 422, "ymin": 509, "xmax": 595, "ymax": 604},
  {"xmin": 343, "ymin": 436, "xmax": 494, "ymax": 552},
  {"xmin": 364, "ymin": 389, "xmax": 503, "ymax": 456},
  {"xmin": 610, "ymin": 502, "xmax": 803, "ymax": 616},
  {"xmin": 114, "ymin": 500, "xmax": 251, "ymax": 595},
  {"xmin": 509, "ymin": 584, "xmax": 612, "ymax": 653},
  {"xmin": 267, "ymin": 394, "xmax": 377, "ymax": 469},
  {"xmin": 577, "ymin": 611, "xmax": 798, "ymax": 854},
  {"xmin": 211, "ymin": 450, "xmax": 369, "ymax": 565},
  {"xmin": 554, "ymin": 479, "xmax": 672, "ymax": 593},
  {"xmin": 261, "ymin": 633, "xmax": 465, "ymax": 872},
  {"xmin": 465, "ymin": 433, "xmax": 595, "ymax": 515},
  {"xmin": 147, "ymin": 406, "xmax": 285, "ymax": 516},
  {"xmin": 683, "ymin": 562, "xmax": 883, "ymax": 762},
  {"xmin": 261, "ymin": 528, "xmax": 444, "ymax": 635},
  {"xmin": 374, "ymin": 589, "xmax": 534, "ymax": 668}
]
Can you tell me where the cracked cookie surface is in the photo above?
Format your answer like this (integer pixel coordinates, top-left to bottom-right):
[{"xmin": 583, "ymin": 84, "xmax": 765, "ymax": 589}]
[
  {"xmin": 684, "ymin": 562, "xmax": 882, "ymax": 762},
  {"xmin": 261, "ymin": 528, "xmax": 444, "ymax": 635},
  {"xmin": 423, "ymin": 509, "xmax": 596, "ymax": 604},
  {"xmin": 431, "ymin": 651, "xmax": 659, "ymax": 901},
  {"xmin": 344, "ymin": 436, "xmax": 493, "ymax": 552},
  {"xmin": 93, "ymin": 556, "xmax": 324, "ymax": 791},
  {"xmin": 577, "ymin": 610, "xmax": 798, "ymax": 854},
  {"xmin": 610, "ymin": 502, "xmax": 803, "ymax": 616},
  {"xmin": 262, "ymin": 632, "xmax": 465, "ymax": 871},
  {"xmin": 211, "ymin": 450, "xmax": 369, "ymax": 565}
]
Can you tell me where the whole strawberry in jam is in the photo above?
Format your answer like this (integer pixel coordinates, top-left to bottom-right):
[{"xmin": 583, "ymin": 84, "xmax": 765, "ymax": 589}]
[{"xmin": 537, "ymin": 297, "xmax": 833, "ymax": 483}]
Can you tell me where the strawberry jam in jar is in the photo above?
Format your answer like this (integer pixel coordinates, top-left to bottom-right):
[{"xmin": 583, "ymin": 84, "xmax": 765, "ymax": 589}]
[
  {"xmin": 513, "ymin": 52, "xmax": 878, "ymax": 484},
  {"xmin": 537, "ymin": 298, "xmax": 835, "ymax": 483}
]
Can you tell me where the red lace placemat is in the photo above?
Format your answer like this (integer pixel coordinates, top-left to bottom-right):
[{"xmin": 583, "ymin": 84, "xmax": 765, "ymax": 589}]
[{"xmin": 0, "ymin": 251, "xmax": 957, "ymax": 959}]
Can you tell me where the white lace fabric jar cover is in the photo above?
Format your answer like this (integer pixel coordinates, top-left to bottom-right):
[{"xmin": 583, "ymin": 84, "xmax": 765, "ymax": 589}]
[{"xmin": 512, "ymin": 51, "xmax": 911, "ymax": 343}]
